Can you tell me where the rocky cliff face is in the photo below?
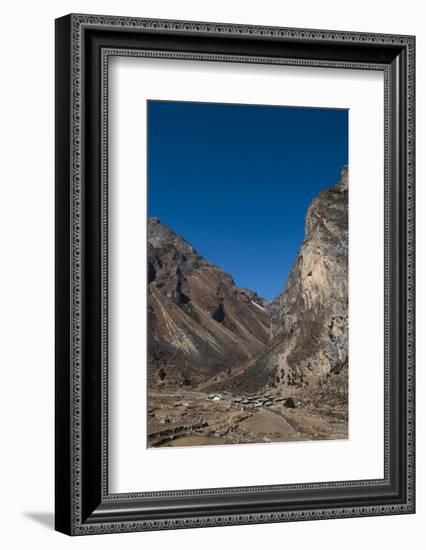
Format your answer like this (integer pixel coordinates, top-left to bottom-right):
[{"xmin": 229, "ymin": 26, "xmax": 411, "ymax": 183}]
[
  {"xmin": 147, "ymin": 217, "xmax": 271, "ymax": 389},
  {"xmin": 211, "ymin": 167, "xmax": 348, "ymax": 399}
]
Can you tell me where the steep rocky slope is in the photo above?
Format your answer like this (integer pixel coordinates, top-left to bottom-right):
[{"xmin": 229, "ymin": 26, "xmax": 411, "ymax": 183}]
[
  {"xmin": 147, "ymin": 217, "xmax": 271, "ymax": 389},
  {"xmin": 209, "ymin": 167, "xmax": 349, "ymax": 400}
]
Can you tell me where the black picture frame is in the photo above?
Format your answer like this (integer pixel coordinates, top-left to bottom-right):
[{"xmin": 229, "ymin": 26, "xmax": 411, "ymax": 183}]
[{"xmin": 55, "ymin": 13, "xmax": 415, "ymax": 535}]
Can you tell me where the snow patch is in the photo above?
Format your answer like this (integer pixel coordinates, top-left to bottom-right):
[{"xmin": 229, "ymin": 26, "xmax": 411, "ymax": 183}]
[{"xmin": 251, "ymin": 300, "xmax": 267, "ymax": 312}]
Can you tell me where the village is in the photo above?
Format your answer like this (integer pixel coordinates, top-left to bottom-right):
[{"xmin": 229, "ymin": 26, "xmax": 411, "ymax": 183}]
[{"xmin": 147, "ymin": 390, "xmax": 347, "ymax": 448}]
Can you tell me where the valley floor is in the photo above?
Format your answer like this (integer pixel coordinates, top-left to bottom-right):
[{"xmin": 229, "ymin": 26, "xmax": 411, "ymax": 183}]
[{"xmin": 147, "ymin": 390, "xmax": 348, "ymax": 448}]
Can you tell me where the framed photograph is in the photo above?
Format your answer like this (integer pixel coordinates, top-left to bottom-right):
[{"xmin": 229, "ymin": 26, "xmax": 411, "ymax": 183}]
[{"xmin": 55, "ymin": 14, "xmax": 415, "ymax": 535}]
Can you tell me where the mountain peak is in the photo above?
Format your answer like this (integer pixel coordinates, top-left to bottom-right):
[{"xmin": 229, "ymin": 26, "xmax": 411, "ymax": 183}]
[
  {"xmin": 332, "ymin": 165, "xmax": 348, "ymax": 192},
  {"xmin": 148, "ymin": 216, "xmax": 199, "ymax": 259}
]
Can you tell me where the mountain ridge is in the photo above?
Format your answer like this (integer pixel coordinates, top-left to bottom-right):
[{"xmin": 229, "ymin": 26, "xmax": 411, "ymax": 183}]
[{"xmin": 147, "ymin": 217, "xmax": 271, "ymax": 389}]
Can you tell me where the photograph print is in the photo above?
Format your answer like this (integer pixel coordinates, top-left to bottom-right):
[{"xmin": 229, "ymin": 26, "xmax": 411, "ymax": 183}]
[{"xmin": 147, "ymin": 100, "xmax": 349, "ymax": 448}]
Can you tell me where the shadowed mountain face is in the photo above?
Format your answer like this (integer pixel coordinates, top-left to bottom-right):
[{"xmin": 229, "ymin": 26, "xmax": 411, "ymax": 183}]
[
  {"xmin": 147, "ymin": 217, "xmax": 271, "ymax": 389},
  {"xmin": 207, "ymin": 167, "xmax": 348, "ymax": 398}
]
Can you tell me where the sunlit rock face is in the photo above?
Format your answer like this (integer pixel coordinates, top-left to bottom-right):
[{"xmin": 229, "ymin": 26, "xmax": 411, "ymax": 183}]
[{"xmin": 272, "ymin": 165, "xmax": 348, "ymax": 373}]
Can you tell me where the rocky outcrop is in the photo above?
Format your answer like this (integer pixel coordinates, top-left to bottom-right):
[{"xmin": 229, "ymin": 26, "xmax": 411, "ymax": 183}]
[
  {"xmin": 147, "ymin": 217, "xmax": 271, "ymax": 389},
  {"xmin": 211, "ymin": 167, "xmax": 348, "ymax": 397}
]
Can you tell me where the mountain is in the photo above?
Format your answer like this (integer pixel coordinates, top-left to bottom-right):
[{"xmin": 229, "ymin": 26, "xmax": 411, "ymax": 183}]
[
  {"xmin": 147, "ymin": 217, "xmax": 271, "ymax": 389},
  {"xmin": 208, "ymin": 166, "xmax": 349, "ymax": 401}
]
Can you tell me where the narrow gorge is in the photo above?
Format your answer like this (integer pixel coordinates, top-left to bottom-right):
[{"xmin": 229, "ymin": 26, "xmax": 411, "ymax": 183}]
[{"xmin": 147, "ymin": 167, "xmax": 349, "ymax": 447}]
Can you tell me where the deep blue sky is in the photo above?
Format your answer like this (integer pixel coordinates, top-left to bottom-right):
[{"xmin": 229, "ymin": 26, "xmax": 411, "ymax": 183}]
[{"xmin": 148, "ymin": 100, "xmax": 348, "ymax": 300}]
